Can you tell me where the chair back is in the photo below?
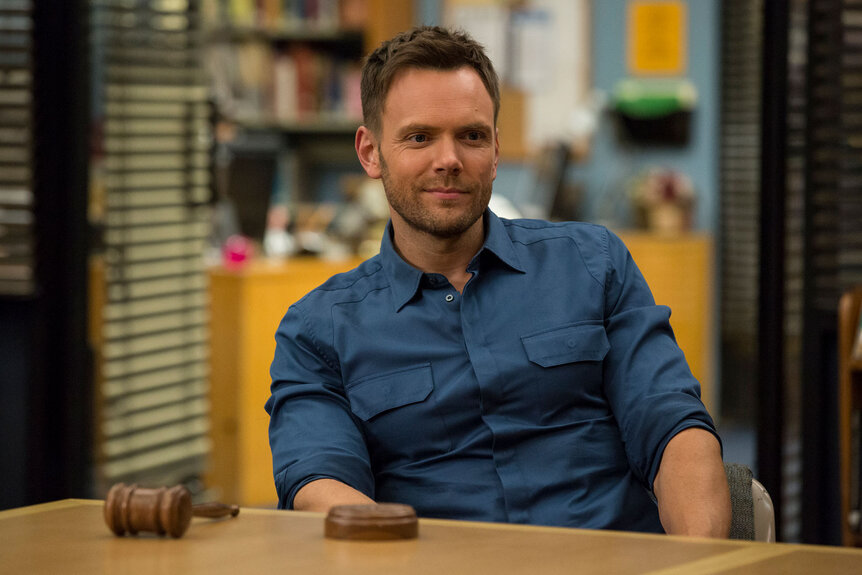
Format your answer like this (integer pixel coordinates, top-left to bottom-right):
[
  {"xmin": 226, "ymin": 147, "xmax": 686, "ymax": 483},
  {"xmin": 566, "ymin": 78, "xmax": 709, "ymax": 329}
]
[{"xmin": 725, "ymin": 462, "xmax": 776, "ymax": 542}]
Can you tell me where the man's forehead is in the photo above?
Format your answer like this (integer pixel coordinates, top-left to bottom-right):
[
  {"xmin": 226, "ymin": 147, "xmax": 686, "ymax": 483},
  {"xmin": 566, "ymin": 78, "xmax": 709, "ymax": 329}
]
[
  {"xmin": 381, "ymin": 66, "xmax": 494, "ymax": 121},
  {"xmin": 386, "ymin": 65, "xmax": 481, "ymax": 91}
]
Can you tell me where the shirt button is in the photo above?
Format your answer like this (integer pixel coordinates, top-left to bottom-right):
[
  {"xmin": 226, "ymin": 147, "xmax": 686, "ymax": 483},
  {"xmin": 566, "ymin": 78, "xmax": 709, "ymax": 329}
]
[
  {"xmin": 445, "ymin": 294, "xmax": 455, "ymax": 302},
  {"xmin": 566, "ymin": 338, "xmax": 577, "ymax": 348}
]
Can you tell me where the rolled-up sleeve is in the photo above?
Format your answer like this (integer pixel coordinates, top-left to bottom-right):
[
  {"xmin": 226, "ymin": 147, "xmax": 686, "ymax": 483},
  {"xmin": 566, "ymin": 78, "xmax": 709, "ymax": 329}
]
[
  {"xmin": 265, "ymin": 302, "xmax": 374, "ymax": 509},
  {"xmin": 600, "ymin": 229, "xmax": 720, "ymax": 491}
]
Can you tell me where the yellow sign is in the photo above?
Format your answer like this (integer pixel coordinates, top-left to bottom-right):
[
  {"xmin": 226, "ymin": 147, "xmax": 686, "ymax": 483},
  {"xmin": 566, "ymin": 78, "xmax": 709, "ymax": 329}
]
[{"xmin": 628, "ymin": 1, "xmax": 687, "ymax": 75}]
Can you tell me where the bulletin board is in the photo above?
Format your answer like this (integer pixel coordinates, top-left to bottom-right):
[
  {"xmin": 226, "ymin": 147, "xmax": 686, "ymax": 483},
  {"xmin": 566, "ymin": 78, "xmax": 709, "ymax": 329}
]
[{"xmin": 445, "ymin": 0, "xmax": 591, "ymax": 160}]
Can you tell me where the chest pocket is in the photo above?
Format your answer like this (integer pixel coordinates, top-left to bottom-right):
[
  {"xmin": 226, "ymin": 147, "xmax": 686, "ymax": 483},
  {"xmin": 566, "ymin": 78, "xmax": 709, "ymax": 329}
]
[
  {"xmin": 345, "ymin": 363, "xmax": 452, "ymax": 467},
  {"xmin": 518, "ymin": 322, "xmax": 611, "ymax": 423},
  {"xmin": 521, "ymin": 322, "xmax": 610, "ymax": 367}
]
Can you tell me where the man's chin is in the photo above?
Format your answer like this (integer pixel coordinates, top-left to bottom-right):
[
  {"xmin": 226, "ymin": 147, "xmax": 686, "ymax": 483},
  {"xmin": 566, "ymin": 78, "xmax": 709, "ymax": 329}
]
[{"xmin": 412, "ymin": 213, "xmax": 484, "ymax": 239}]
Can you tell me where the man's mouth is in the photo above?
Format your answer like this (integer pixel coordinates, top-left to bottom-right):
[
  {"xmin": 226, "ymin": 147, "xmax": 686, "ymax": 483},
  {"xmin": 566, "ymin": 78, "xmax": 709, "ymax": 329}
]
[{"xmin": 425, "ymin": 187, "xmax": 466, "ymax": 200}]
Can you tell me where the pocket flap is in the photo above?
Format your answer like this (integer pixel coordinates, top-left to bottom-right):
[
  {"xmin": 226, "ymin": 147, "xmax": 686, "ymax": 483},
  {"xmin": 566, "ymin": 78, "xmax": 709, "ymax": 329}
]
[
  {"xmin": 346, "ymin": 364, "xmax": 434, "ymax": 421},
  {"xmin": 521, "ymin": 323, "xmax": 610, "ymax": 367}
]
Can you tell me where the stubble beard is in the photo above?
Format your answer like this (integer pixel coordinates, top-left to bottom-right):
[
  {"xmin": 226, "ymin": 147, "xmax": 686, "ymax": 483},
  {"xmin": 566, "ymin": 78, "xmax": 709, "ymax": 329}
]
[{"xmin": 378, "ymin": 149, "xmax": 492, "ymax": 239}]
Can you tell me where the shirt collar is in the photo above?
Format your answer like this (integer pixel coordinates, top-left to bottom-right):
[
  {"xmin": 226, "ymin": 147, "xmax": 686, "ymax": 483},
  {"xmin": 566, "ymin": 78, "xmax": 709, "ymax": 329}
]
[
  {"xmin": 479, "ymin": 209, "xmax": 525, "ymax": 274},
  {"xmin": 378, "ymin": 222, "xmax": 425, "ymax": 312},
  {"xmin": 379, "ymin": 209, "xmax": 525, "ymax": 312}
]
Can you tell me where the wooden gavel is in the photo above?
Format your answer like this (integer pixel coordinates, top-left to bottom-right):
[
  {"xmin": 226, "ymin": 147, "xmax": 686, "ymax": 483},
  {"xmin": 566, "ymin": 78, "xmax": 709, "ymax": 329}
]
[{"xmin": 104, "ymin": 483, "xmax": 239, "ymax": 538}]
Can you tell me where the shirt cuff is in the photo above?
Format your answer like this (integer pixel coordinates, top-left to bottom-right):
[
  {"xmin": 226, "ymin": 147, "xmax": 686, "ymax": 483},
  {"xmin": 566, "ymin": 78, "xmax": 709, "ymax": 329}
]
[
  {"xmin": 276, "ymin": 455, "xmax": 375, "ymax": 510},
  {"xmin": 647, "ymin": 419, "xmax": 723, "ymax": 493},
  {"xmin": 283, "ymin": 474, "xmax": 338, "ymax": 510}
]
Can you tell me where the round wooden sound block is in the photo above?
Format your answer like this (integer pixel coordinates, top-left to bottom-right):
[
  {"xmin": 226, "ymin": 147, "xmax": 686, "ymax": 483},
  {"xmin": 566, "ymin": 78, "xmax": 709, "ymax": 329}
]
[{"xmin": 324, "ymin": 503, "xmax": 418, "ymax": 540}]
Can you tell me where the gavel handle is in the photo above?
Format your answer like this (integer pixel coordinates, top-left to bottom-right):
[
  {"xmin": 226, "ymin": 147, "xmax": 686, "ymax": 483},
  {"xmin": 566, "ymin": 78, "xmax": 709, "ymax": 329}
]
[{"xmin": 192, "ymin": 502, "xmax": 240, "ymax": 519}]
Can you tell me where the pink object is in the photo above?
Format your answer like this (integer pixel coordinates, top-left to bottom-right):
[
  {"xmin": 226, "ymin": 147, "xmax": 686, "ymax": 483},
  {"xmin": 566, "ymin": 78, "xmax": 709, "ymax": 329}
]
[{"xmin": 223, "ymin": 235, "xmax": 254, "ymax": 269}]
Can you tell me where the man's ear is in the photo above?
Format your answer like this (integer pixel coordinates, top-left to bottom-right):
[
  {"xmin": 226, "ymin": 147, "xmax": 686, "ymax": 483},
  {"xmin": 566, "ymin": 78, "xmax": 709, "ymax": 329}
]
[
  {"xmin": 355, "ymin": 125, "xmax": 382, "ymax": 179},
  {"xmin": 492, "ymin": 127, "xmax": 500, "ymax": 179}
]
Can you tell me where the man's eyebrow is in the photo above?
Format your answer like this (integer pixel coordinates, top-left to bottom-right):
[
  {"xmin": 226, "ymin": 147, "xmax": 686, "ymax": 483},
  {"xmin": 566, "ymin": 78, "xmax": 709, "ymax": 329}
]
[
  {"xmin": 459, "ymin": 122, "xmax": 494, "ymax": 132},
  {"xmin": 395, "ymin": 122, "xmax": 493, "ymax": 136},
  {"xmin": 395, "ymin": 123, "xmax": 438, "ymax": 136}
]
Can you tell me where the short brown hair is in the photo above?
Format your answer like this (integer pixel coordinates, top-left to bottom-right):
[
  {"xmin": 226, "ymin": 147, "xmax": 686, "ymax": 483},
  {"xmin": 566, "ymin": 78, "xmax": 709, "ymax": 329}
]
[{"xmin": 360, "ymin": 25, "xmax": 501, "ymax": 135}]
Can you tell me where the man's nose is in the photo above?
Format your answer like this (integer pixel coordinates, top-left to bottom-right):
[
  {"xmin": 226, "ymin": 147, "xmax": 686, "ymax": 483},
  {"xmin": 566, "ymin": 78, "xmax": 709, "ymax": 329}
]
[{"xmin": 434, "ymin": 138, "xmax": 463, "ymax": 175}]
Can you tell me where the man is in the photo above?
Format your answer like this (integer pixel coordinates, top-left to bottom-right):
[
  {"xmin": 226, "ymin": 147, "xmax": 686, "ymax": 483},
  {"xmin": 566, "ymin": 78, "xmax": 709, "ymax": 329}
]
[{"xmin": 266, "ymin": 26, "xmax": 731, "ymax": 537}]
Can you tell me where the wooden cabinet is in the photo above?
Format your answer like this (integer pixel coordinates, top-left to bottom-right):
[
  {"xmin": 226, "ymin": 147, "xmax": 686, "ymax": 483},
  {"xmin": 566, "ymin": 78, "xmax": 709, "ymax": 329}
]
[
  {"xmin": 839, "ymin": 288, "xmax": 862, "ymax": 547},
  {"xmin": 617, "ymin": 232, "xmax": 715, "ymax": 416},
  {"xmin": 207, "ymin": 257, "xmax": 361, "ymax": 507}
]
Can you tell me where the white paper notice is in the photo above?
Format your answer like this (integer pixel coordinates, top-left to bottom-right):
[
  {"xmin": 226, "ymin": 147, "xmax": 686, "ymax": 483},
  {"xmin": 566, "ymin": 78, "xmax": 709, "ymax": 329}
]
[
  {"xmin": 523, "ymin": 0, "xmax": 589, "ymax": 148},
  {"xmin": 447, "ymin": 5, "xmax": 510, "ymax": 80},
  {"xmin": 510, "ymin": 9, "xmax": 554, "ymax": 92}
]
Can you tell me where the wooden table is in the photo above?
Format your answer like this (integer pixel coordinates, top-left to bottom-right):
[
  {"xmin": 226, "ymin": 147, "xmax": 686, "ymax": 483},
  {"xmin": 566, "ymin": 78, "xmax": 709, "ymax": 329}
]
[{"xmin": 2, "ymin": 500, "xmax": 862, "ymax": 574}]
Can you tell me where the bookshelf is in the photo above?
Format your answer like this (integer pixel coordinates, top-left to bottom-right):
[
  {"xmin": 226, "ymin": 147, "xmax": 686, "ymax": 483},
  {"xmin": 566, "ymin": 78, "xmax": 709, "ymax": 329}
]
[
  {"xmin": 839, "ymin": 287, "xmax": 862, "ymax": 547},
  {"xmin": 204, "ymin": 24, "xmax": 366, "ymax": 128},
  {"xmin": 202, "ymin": 0, "xmax": 412, "ymax": 221}
]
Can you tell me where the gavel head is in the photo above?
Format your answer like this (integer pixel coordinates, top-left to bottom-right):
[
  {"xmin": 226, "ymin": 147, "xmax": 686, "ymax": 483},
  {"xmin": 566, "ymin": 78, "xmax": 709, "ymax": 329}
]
[{"xmin": 104, "ymin": 483, "xmax": 193, "ymax": 538}]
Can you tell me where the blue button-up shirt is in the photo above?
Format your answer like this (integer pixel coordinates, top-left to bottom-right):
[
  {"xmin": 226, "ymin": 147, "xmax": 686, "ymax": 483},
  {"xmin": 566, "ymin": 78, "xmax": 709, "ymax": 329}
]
[{"xmin": 266, "ymin": 210, "xmax": 718, "ymax": 533}]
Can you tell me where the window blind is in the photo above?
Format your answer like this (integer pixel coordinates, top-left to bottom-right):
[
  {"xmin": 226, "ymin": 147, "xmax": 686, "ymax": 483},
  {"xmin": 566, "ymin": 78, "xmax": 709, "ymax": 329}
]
[
  {"xmin": 720, "ymin": 0, "xmax": 807, "ymax": 541},
  {"xmin": 0, "ymin": 0, "xmax": 34, "ymax": 296},
  {"xmin": 90, "ymin": 0, "xmax": 213, "ymax": 493},
  {"xmin": 779, "ymin": 0, "xmax": 810, "ymax": 543},
  {"xmin": 720, "ymin": 0, "xmax": 763, "ymax": 421},
  {"xmin": 801, "ymin": 0, "xmax": 862, "ymax": 543}
]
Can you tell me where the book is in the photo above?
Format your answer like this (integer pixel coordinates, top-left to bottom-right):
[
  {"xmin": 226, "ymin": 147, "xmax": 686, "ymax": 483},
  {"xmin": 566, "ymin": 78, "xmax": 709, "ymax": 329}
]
[
  {"xmin": 292, "ymin": 43, "xmax": 318, "ymax": 119},
  {"xmin": 852, "ymin": 408, "xmax": 862, "ymax": 533},
  {"xmin": 273, "ymin": 49, "xmax": 299, "ymax": 120},
  {"xmin": 854, "ymin": 307, "xmax": 862, "ymax": 361}
]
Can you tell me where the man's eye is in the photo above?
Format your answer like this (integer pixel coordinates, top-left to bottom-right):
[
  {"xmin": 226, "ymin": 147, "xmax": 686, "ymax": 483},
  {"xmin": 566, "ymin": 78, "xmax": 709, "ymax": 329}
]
[
  {"xmin": 409, "ymin": 134, "xmax": 427, "ymax": 143},
  {"xmin": 466, "ymin": 131, "xmax": 483, "ymax": 141}
]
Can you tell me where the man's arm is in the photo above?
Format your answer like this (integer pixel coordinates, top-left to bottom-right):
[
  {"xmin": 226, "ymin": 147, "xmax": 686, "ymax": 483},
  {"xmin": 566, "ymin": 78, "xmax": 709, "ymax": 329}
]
[
  {"xmin": 293, "ymin": 478, "xmax": 375, "ymax": 512},
  {"xmin": 653, "ymin": 428, "xmax": 731, "ymax": 538},
  {"xmin": 267, "ymin": 303, "xmax": 375, "ymax": 510}
]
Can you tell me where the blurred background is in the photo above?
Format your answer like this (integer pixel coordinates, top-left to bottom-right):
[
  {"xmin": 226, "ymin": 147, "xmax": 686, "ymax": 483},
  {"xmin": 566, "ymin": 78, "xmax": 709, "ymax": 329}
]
[{"xmin": 1, "ymin": 0, "xmax": 862, "ymax": 547}]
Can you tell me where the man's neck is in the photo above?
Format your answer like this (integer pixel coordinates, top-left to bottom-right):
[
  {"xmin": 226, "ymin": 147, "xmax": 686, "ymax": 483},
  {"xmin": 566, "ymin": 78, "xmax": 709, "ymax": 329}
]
[{"xmin": 391, "ymin": 219, "xmax": 484, "ymax": 294}]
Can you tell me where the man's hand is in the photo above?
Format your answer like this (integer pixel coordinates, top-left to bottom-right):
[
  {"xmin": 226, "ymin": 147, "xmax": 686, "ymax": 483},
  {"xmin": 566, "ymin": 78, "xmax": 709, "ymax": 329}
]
[
  {"xmin": 293, "ymin": 478, "xmax": 375, "ymax": 513},
  {"xmin": 653, "ymin": 428, "xmax": 731, "ymax": 538}
]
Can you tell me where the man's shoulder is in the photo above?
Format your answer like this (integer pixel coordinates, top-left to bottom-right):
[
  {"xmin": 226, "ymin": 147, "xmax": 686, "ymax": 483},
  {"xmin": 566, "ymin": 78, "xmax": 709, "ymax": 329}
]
[
  {"xmin": 500, "ymin": 217, "xmax": 610, "ymax": 246},
  {"xmin": 294, "ymin": 256, "xmax": 388, "ymax": 309},
  {"xmin": 495, "ymin": 217, "xmax": 622, "ymax": 287}
]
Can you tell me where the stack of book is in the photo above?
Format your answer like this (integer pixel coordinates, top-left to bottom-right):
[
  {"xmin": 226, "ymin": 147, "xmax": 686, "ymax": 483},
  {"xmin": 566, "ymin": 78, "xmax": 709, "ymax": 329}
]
[
  {"xmin": 201, "ymin": 0, "xmax": 367, "ymax": 33},
  {"xmin": 206, "ymin": 39, "xmax": 362, "ymax": 126}
]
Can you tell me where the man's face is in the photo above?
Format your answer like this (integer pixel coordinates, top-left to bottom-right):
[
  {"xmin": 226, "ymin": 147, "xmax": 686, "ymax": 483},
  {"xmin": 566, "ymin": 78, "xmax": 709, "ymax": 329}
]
[{"xmin": 360, "ymin": 67, "xmax": 499, "ymax": 239}]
